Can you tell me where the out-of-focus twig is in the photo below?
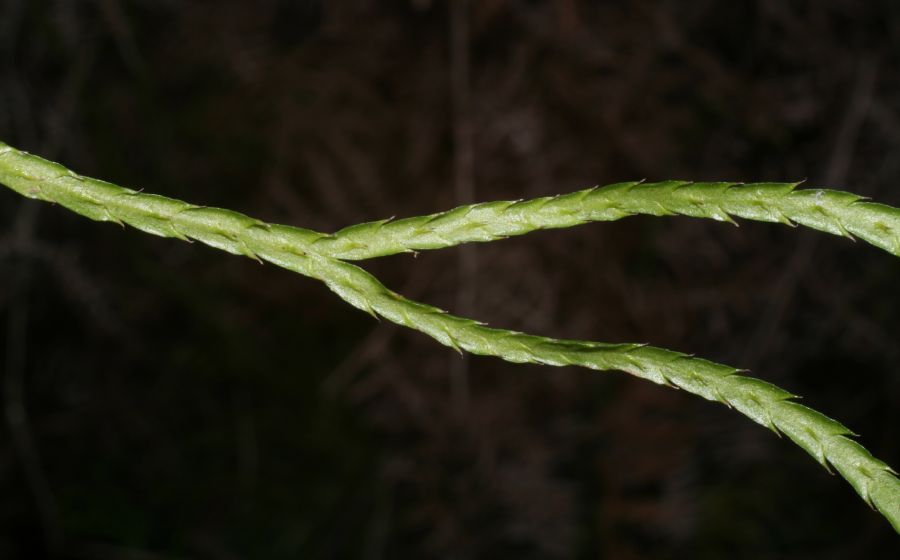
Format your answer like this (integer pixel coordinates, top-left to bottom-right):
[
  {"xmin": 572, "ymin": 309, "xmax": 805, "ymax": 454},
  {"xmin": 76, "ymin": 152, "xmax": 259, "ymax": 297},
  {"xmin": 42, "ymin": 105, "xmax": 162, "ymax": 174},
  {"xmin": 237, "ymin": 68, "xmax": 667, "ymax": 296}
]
[{"xmin": 742, "ymin": 58, "xmax": 879, "ymax": 365}]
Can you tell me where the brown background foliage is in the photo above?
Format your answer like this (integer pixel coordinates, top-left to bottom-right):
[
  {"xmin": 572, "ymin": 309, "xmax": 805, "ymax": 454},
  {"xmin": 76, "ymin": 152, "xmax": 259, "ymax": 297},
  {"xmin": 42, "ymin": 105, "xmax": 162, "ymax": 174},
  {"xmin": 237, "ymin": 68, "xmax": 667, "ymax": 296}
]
[{"xmin": 1, "ymin": 1, "xmax": 899, "ymax": 558}]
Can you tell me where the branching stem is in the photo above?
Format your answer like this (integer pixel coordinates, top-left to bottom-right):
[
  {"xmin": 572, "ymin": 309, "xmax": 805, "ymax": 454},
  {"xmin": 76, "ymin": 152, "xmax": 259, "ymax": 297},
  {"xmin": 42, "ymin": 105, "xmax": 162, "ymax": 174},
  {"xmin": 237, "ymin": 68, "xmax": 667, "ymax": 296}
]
[{"xmin": 1, "ymin": 141, "xmax": 898, "ymax": 532}]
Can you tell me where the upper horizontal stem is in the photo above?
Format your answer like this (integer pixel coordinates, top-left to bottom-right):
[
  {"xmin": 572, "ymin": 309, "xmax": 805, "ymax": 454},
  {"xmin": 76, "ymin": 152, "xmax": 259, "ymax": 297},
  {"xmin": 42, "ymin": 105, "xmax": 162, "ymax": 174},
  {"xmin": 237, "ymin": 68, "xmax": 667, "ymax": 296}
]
[{"xmin": 2, "ymin": 142, "xmax": 899, "ymax": 261}]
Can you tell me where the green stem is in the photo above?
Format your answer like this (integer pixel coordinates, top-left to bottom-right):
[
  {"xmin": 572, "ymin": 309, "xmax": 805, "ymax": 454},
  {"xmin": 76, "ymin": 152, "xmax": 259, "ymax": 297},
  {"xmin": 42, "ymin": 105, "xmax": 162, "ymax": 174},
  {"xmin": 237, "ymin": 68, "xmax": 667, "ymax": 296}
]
[
  {"xmin": 1, "ymin": 141, "xmax": 898, "ymax": 532},
  {"xmin": 319, "ymin": 180, "xmax": 900, "ymax": 259},
  {"xmin": 3, "ymin": 142, "xmax": 899, "ymax": 261},
  {"xmin": 317, "ymin": 181, "xmax": 900, "ymax": 260},
  {"xmin": 295, "ymin": 251, "xmax": 900, "ymax": 531}
]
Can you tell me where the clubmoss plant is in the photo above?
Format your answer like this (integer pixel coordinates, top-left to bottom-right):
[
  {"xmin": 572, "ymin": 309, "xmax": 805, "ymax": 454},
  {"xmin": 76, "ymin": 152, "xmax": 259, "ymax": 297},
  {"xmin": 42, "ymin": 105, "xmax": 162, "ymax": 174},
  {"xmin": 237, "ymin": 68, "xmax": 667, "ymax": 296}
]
[{"xmin": 1, "ymin": 140, "xmax": 898, "ymax": 532}]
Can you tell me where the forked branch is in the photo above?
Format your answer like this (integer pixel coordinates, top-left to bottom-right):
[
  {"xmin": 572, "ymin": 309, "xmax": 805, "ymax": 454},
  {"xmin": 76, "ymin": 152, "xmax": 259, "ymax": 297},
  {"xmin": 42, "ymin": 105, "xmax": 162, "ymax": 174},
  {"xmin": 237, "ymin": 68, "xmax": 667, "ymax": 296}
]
[{"xmin": 1, "ymin": 141, "xmax": 898, "ymax": 532}]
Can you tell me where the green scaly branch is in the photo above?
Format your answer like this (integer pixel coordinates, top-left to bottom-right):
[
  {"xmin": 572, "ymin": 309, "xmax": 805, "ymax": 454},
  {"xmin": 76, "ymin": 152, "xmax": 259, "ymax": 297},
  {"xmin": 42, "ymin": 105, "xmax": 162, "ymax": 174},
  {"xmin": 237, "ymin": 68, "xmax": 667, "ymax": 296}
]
[
  {"xmin": 1, "ymin": 141, "xmax": 898, "ymax": 532},
  {"xmin": 319, "ymin": 180, "xmax": 900, "ymax": 260}
]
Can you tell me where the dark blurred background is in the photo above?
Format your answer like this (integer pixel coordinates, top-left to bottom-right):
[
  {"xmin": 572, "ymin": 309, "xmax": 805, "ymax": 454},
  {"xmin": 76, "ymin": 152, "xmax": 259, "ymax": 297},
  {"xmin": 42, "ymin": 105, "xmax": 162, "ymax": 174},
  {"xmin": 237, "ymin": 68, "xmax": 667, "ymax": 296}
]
[{"xmin": 1, "ymin": 0, "xmax": 899, "ymax": 558}]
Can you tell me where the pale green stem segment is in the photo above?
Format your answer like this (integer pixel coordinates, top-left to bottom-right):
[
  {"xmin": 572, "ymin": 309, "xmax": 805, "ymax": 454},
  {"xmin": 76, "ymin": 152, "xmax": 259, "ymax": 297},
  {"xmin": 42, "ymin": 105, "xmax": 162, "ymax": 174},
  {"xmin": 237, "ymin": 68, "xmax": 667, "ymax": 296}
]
[
  {"xmin": 319, "ymin": 180, "xmax": 900, "ymax": 260},
  {"xmin": 4, "ymin": 141, "xmax": 900, "ymax": 261},
  {"xmin": 1, "ymin": 141, "xmax": 898, "ymax": 532}
]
